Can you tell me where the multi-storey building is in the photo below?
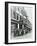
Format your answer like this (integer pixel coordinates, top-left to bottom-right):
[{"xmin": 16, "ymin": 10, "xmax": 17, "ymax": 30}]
[{"xmin": 11, "ymin": 7, "xmax": 32, "ymax": 37}]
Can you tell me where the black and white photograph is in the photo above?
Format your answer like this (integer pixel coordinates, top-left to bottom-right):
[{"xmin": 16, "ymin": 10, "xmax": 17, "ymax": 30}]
[
  {"xmin": 5, "ymin": 2, "xmax": 36, "ymax": 44},
  {"xmin": 10, "ymin": 6, "xmax": 32, "ymax": 39}
]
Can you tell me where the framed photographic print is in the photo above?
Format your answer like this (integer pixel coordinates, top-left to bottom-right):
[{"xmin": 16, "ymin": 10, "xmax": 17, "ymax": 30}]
[{"xmin": 5, "ymin": 2, "xmax": 36, "ymax": 44}]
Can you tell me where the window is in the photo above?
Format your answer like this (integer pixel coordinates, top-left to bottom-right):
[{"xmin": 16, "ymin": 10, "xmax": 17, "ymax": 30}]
[{"xmin": 19, "ymin": 24, "xmax": 22, "ymax": 29}]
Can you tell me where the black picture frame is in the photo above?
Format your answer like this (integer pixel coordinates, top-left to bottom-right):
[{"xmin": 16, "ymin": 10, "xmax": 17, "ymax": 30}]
[{"xmin": 5, "ymin": 2, "xmax": 36, "ymax": 44}]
